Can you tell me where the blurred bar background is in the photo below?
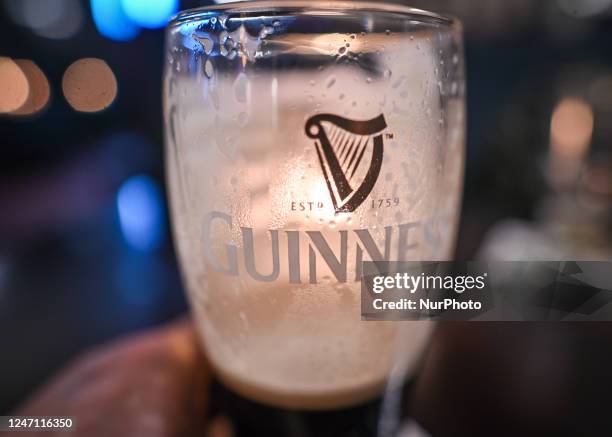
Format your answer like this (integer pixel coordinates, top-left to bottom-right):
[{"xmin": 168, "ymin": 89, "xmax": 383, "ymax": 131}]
[{"xmin": 1, "ymin": 0, "xmax": 612, "ymax": 433}]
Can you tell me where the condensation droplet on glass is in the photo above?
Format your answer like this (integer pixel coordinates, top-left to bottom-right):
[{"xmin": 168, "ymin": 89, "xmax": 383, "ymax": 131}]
[
  {"xmin": 339, "ymin": 94, "xmax": 345, "ymax": 100},
  {"xmin": 383, "ymin": 69, "xmax": 392, "ymax": 79},
  {"xmin": 453, "ymin": 54, "xmax": 459, "ymax": 65},
  {"xmin": 238, "ymin": 111, "xmax": 249, "ymax": 126},
  {"xmin": 309, "ymin": 80, "xmax": 316, "ymax": 86},
  {"xmin": 329, "ymin": 220, "xmax": 336, "ymax": 229},
  {"xmin": 221, "ymin": 15, "xmax": 232, "ymax": 30},
  {"xmin": 193, "ymin": 34, "xmax": 214, "ymax": 55},
  {"xmin": 326, "ymin": 76, "xmax": 336, "ymax": 88},
  {"xmin": 350, "ymin": 34, "xmax": 356, "ymax": 39},
  {"xmin": 451, "ymin": 81, "xmax": 458, "ymax": 95},
  {"xmin": 260, "ymin": 25, "xmax": 274, "ymax": 38},
  {"xmin": 220, "ymin": 31, "xmax": 233, "ymax": 56},
  {"xmin": 204, "ymin": 59, "xmax": 214, "ymax": 78},
  {"xmin": 273, "ymin": 20, "xmax": 281, "ymax": 27},
  {"xmin": 338, "ymin": 46, "xmax": 347, "ymax": 55},
  {"xmin": 232, "ymin": 73, "xmax": 248, "ymax": 103},
  {"xmin": 352, "ymin": 101, "xmax": 357, "ymax": 107},
  {"xmin": 385, "ymin": 29, "xmax": 391, "ymax": 35}
]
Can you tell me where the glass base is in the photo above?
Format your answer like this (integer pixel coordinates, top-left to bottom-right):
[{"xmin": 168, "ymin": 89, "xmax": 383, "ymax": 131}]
[{"xmin": 208, "ymin": 378, "xmax": 415, "ymax": 437}]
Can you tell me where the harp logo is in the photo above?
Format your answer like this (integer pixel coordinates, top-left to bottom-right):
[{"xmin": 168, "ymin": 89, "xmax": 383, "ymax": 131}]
[{"xmin": 305, "ymin": 113, "xmax": 387, "ymax": 214}]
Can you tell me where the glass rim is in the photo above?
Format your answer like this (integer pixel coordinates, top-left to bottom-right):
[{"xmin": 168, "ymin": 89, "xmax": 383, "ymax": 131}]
[{"xmin": 169, "ymin": 1, "xmax": 458, "ymax": 28}]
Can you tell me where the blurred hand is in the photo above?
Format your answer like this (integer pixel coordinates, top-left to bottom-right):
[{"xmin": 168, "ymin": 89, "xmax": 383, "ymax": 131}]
[{"xmin": 14, "ymin": 319, "xmax": 228, "ymax": 437}]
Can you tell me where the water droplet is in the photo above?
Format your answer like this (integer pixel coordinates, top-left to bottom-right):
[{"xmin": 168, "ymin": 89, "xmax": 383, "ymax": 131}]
[
  {"xmin": 273, "ymin": 20, "xmax": 281, "ymax": 27},
  {"xmin": 204, "ymin": 59, "xmax": 214, "ymax": 78},
  {"xmin": 410, "ymin": 35, "xmax": 415, "ymax": 41},
  {"xmin": 350, "ymin": 34, "xmax": 356, "ymax": 39},
  {"xmin": 238, "ymin": 111, "xmax": 249, "ymax": 126},
  {"xmin": 366, "ymin": 77, "xmax": 372, "ymax": 84},
  {"xmin": 339, "ymin": 94, "xmax": 345, "ymax": 100},
  {"xmin": 329, "ymin": 220, "xmax": 336, "ymax": 229},
  {"xmin": 260, "ymin": 25, "xmax": 274, "ymax": 38},
  {"xmin": 453, "ymin": 54, "xmax": 459, "ymax": 65},
  {"xmin": 338, "ymin": 46, "xmax": 347, "ymax": 55},
  {"xmin": 193, "ymin": 34, "xmax": 214, "ymax": 55},
  {"xmin": 220, "ymin": 32, "xmax": 236, "ymax": 57},
  {"xmin": 352, "ymin": 101, "xmax": 357, "ymax": 107},
  {"xmin": 451, "ymin": 81, "xmax": 458, "ymax": 95},
  {"xmin": 219, "ymin": 15, "xmax": 228, "ymax": 29},
  {"xmin": 326, "ymin": 76, "xmax": 336, "ymax": 88},
  {"xmin": 345, "ymin": 42, "xmax": 350, "ymax": 48},
  {"xmin": 383, "ymin": 69, "xmax": 392, "ymax": 79},
  {"xmin": 385, "ymin": 29, "xmax": 391, "ymax": 35},
  {"xmin": 234, "ymin": 73, "xmax": 248, "ymax": 103}
]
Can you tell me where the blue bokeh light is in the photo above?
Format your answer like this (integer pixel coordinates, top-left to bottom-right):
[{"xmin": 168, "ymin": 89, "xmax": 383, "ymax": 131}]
[
  {"xmin": 117, "ymin": 175, "xmax": 165, "ymax": 252},
  {"xmin": 90, "ymin": 0, "xmax": 140, "ymax": 41},
  {"xmin": 120, "ymin": 0, "xmax": 179, "ymax": 29}
]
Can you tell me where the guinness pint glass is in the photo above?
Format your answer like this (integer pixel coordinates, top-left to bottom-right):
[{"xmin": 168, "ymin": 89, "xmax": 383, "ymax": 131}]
[{"xmin": 164, "ymin": 2, "xmax": 465, "ymax": 435}]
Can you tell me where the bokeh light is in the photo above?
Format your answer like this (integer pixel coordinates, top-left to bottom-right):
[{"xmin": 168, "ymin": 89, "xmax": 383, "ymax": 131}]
[
  {"xmin": 551, "ymin": 97, "xmax": 594, "ymax": 159},
  {"xmin": 11, "ymin": 60, "xmax": 50, "ymax": 116},
  {"xmin": 0, "ymin": 57, "xmax": 29, "ymax": 114},
  {"xmin": 117, "ymin": 175, "xmax": 165, "ymax": 252},
  {"xmin": 121, "ymin": 0, "xmax": 179, "ymax": 29},
  {"xmin": 62, "ymin": 58, "xmax": 117, "ymax": 113},
  {"xmin": 90, "ymin": 0, "xmax": 140, "ymax": 41},
  {"xmin": 4, "ymin": 0, "xmax": 83, "ymax": 40}
]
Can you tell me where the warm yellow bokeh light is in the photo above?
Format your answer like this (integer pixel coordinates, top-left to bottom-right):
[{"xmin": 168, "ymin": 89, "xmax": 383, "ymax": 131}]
[
  {"xmin": 12, "ymin": 59, "xmax": 50, "ymax": 116},
  {"xmin": 550, "ymin": 97, "xmax": 594, "ymax": 160},
  {"xmin": 0, "ymin": 57, "xmax": 30, "ymax": 113},
  {"xmin": 62, "ymin": 58, "xmax": 117, "ymax": 113}
]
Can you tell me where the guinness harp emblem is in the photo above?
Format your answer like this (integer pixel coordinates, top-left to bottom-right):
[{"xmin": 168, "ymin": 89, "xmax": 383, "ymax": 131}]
[{"xmin": 305, "ymin": 113, "xmax": 387, "ymax": 214}]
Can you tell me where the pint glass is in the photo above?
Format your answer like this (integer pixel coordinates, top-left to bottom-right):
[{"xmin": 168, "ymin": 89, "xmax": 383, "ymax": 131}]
[{"xmin": 164, "ymin": 2, "xmax": 465, "ymax": 435}]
